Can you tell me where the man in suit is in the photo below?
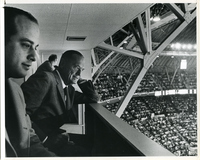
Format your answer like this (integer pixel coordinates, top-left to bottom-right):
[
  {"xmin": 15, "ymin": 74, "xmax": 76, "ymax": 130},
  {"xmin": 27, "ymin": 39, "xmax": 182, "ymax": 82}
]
[
  {"xmin": 35, "ymin": 54, "xmax": 57, "ymax": 73},
  {"xmin": 5, "ymin": 7, "xmax": 56, "ymax": 157},
  {"xmin": 21, "ymin": 50, "xmax": 100, "ymax": 156}
]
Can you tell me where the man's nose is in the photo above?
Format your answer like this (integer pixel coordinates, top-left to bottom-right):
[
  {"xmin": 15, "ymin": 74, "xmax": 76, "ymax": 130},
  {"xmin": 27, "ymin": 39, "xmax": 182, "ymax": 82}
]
[{"xmin": 27, "ymin": 49, "xmax": 37, "ymax": 62}]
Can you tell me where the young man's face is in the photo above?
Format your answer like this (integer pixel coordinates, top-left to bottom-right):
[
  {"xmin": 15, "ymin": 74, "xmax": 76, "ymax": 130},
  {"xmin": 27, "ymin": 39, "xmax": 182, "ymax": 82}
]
[{"xmin": 5, "ymin": 15, "xmax": 40, "ymax": 78}]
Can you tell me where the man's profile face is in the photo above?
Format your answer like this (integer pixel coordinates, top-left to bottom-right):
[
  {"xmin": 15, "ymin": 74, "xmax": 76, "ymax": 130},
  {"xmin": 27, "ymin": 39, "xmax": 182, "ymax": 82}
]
[
  {"xmin": 61, "ymin": 55, "xmax": 85, "ymax": 85},
  {"xmin": 5, "ymin": 15, "xmax": 40, "ymax": 78},
  {"xmin": 52, "ymin": 58, "xmax": 58, "ymax": 67}
]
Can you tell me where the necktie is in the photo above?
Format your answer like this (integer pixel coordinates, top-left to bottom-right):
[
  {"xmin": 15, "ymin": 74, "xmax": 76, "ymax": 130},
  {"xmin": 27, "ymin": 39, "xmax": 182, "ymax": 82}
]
[{"xmin": 64, "ymin": 87, "xmax": 71, "ymax": 110}]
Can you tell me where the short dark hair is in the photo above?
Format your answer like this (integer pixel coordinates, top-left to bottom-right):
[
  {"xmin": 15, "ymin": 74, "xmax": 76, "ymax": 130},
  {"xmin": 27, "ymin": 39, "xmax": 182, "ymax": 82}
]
[
  {"xmin": 59, "ymin": 50, "xmax": 84, "ymax": 66},
  {"xmin": 48, "ymin": 54, "xmax": 57, "ymax": 62},
  {"xmin": 4, "ymin": 6, "xmax": 38, "ymax": 45}
]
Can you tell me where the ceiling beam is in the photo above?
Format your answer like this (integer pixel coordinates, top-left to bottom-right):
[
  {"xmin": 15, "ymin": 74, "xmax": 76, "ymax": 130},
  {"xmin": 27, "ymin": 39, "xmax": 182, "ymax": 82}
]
[
  {"xmin": 171, "ymin": 63, "xmax": 180, "ymax": 85},
  {"xmin": 126, "ymin": 36, "xmax": 138, "ymax": 50},
  {"xmin": 110, "ymin": 36, "xmax": 114, "ymax": 46},
  {"xmin": 135, "ymin": 15, "xmax": 148, "ymax": 54},
  {"xmin": 115, "ymin": 66, "xmax": 146, "ymax": 117},
  {"xmin": 93, "ymin": 53, "xmax": 119, "ymax": 83},
  {"xmin": 92, "ymin": 36, "xmax": 131, "ymax": 77},
  {"xmin": 146, "ymin": 8, "xmax": 152, "ymax": 53},
  {"xmin": 126, "ymin": 62, "xmax": 140, "ymax": 86},
  {"xmin": 120, "ymin": 29, "xmax": 129, "ymax": 35},
  {"xmin": 180, "ymin": 3, "xmax": 189, "ymax": 13},
  {"xmin": 91, "ymin": 49, "xmax": 97, "ymax": 66},
  {"xmin": 121, "ymin": 3, "xmax": 196, "ymax": 55},
  {"xmin": 98, "ymin": 43, "xmax": 144, "ymax": 59},
  {"xmin": 144, "ymin": 11, "xmax": 196, "ymax": 69},
  {"xmin": 164, "ymin": 3, "xmax": 185, "ymax": 21},
  {"xmin": 129, "ymin": 21, "xmax": 147, "ymax": 54},
  {"xmin": 150, "ymin": 3, "xmax": 195, "ymax": 31}
]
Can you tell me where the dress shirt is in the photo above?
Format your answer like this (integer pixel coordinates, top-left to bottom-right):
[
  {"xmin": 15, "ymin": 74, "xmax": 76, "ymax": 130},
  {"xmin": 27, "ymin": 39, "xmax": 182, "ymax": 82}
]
[{"xmin": 56, "ymin": 70, "xmax": 71, "ymax": 109}]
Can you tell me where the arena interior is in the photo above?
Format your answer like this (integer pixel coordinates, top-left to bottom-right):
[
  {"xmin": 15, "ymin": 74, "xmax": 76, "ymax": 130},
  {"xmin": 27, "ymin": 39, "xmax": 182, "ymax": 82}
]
[{"xmin": 7, "ymin": 3, "xmax": 198, "ymax": 157}]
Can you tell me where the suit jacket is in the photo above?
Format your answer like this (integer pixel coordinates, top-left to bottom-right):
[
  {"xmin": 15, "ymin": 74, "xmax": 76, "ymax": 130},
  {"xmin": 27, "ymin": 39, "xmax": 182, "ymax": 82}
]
[
  {"xmin": 21, "ymin": 70, "xmax": 99, "ymax": 139},
  {"xmin": 35, "ymin": 60, "xmax": 53, "ymax": 74},
  {"xmin": 5, "ymin": 78, "xmax": 56, "ymax": 157}
]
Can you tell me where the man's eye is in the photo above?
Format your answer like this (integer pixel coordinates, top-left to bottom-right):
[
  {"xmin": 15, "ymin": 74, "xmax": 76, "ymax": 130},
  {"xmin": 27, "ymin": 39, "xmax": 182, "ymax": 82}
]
[
  {"xmin": 77, "ymin": 67, "xmax": 84, "ymax": 72},
  {"xmin": 21, "ymin": 43, "xmax": 31, "ymax": 49},
  {"xmin": 73, "ymin": 67, "xmax": 78, "ymax": 71}
]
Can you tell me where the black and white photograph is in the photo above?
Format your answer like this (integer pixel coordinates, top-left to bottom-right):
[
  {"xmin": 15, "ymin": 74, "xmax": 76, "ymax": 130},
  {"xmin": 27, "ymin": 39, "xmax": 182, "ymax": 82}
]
[{"xmin": 1, "ymin": 0, "xmax": 199, "ymax": 159}]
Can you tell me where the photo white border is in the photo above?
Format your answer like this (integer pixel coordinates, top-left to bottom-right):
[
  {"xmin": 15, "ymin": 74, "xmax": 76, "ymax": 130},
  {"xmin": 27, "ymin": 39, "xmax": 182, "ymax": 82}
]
[{"xmin": 1, "ymin": 0, "xmax": 199, "ymax": 160}]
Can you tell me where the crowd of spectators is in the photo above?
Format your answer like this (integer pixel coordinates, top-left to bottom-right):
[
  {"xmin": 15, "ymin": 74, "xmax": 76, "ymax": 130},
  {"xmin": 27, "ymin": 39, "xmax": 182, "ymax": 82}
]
[
  {"xmin": 94, "ymin": 72, "xmax": 196, "ymax": 101},
  {"xmin": 104, "ymin": 102, "xmax": 120, "ymax": 114},
  {"xmin": 103, "ymin": 94, "xmax": 197, "ymax": 156},
  {"xmin": 128, "ymin": 114, "xmax": 197, "ymax": 156},
  {"xmin": 135, "ymin": 72, "xmax": 196, "ymax": 92},
  {"xmin": 96, "ymin": 72, "xmax": 197, "ymax": 156},
  {"xmin": 94, "ymin": 73, "xmax": 130, "ymax": 101},
  {"xmin": 170, "ymin": 95, "xmax": 197, "ymax": 113}
]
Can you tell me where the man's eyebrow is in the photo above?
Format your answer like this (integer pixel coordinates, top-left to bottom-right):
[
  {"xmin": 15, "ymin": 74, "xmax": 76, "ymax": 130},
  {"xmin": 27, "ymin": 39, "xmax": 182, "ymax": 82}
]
[
  {"xmin": 20, "ymin": 38, "xmax": 39, "ymax": 48},
  {"xmin": 79, "ymin": 66, "xmax": 85, "ymax": 70},
  {"xmin": 75, "ymin": 65, "xmax": 84, "ymax": 69},
  {"xmin": 19, "ymin": 38, "xmax": 34, "ymax": 44}
]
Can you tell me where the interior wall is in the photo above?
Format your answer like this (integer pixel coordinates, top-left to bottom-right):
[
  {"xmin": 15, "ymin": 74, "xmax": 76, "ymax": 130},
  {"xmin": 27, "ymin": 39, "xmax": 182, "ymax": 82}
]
[{"xmin": 79, "ymin": 50, "xmax": 92, "ymax": 80}]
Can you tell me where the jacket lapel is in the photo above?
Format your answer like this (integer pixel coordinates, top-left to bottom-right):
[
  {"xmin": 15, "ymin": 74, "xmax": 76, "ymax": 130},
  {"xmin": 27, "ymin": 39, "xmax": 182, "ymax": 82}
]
[{"xmin": 53, "ymin": 71, "xmax": 66, "ymax": 108}]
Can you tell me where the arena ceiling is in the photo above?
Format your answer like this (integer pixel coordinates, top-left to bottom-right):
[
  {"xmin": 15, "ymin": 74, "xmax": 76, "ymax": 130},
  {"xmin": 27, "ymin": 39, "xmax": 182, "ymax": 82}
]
[
  {"xmin": 92, "ymin": 3, "xmax": 197, "ymax": 76},
  {"xmin": 93, "ymin": 18, "xmax": 196, "ymax": 74}
]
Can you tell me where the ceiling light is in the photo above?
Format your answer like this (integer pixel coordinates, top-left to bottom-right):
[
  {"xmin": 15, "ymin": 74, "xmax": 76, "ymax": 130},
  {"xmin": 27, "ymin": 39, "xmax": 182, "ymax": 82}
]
[
  {"xmin": 187, "ymin": 44, "xmax": 192, "ymax": 50},
  {"xmin": 66, "ymin": 36, "xmax": 86, "ymax": 41},
  {"xmin": 171, "ymin": 44, "xmax": 175, "ymax": 48},
  {"xmin": 153, "ymin": 16, "xmax": 161, "ymax": 22},
  {"xmin": 182, "ymin": 44, "xmax": 186, "ymax": 49},
  {"xmin": 175, "ymin": 43, "xmax": 181, "ymax": 49}
]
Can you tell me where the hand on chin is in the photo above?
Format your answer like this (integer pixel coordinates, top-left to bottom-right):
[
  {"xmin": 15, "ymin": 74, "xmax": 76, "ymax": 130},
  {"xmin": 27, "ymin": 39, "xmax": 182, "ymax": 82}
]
[{"xmin": 71, "ymin": 76, "xmax": 79, "ymax": 84}]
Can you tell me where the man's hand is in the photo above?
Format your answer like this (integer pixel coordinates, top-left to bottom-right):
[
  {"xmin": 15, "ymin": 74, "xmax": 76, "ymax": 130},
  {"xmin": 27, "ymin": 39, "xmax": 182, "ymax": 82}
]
[
  {"xmin": 44, "ymin": 132, "xmax": 74, "ymax": 149},
  {"xmin": 77, "ymin": 78, "xmax": 87, "ymax": 84}
]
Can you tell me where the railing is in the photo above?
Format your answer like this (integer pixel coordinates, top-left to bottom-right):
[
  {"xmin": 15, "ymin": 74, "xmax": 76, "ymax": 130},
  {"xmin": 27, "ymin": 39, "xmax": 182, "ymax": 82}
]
[{"xmin": 85, "ymin": 103, "xmax": 175, "ymax": 156}]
